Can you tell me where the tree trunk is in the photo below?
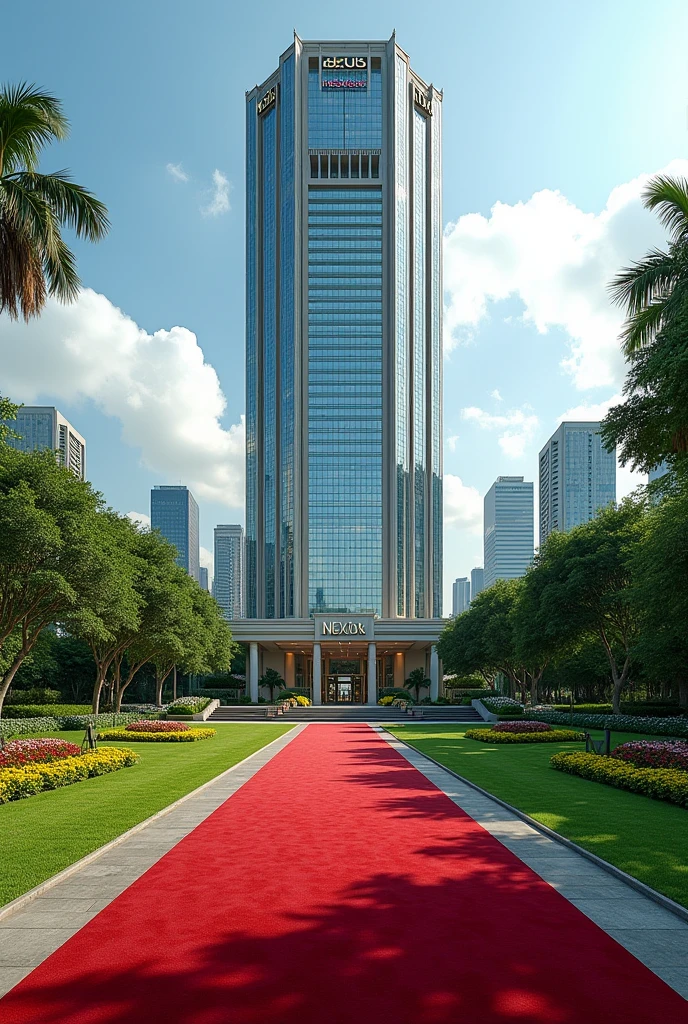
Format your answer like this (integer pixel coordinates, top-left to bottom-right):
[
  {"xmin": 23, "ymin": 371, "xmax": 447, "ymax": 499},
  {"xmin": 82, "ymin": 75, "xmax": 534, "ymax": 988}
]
[
  {"xmin": 610, "ymin": 657, "xmax": 631, "ymax": 714},
  {"xmin": 91, "ymin": 668, "xmax": 106, "ymax": 714},
  {"xmin": 155, "ymin": 665, "xmax": 173, "ymax": 707}
]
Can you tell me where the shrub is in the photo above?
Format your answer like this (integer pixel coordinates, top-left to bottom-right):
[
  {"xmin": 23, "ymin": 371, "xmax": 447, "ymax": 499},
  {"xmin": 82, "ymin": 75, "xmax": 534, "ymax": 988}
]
[
  {"xmin": 3, "ymin": 704, "xmax": 93, "ymax": 719},
  {"xmin": 294, "ymin": 695, "xmax": 311, "ymax": 706},
  {"xmin": 378, "ymin": 696, "xmax": 395, "ymax": 706},
  {"xmin": 7, "ymin": 688, "xmax": 62, "ymax": 705},
  {"xmin": 481, "ymin": 697, "xmax": 523, "ymax": 715},
  {"xmin": 125, "ymin": 720, "xmax": 190, "ymax": 733},
  {"xmin": 457, "ymin": 689, "xmax": 497, "ymax": 705},
  {"xmin": 96, "ymin": 727, "xmax": 216, "ymax": 742},
  {"xmin": 611, "ymin": 740, "xmax": 688, "ymax": 772},
  {"xmin": 0, "ymin": 711, "xmax": 147, "ymax": 738},
  {"xmin": 465, "ymin": 728, "xmax": 585, "ymax": 743},
  {"xmin": 165, "ymin": 697, "xmax": 211, "ymax": 716},
  {"xmin": 0, "ymin": 747, "xmax": 138, "ymax": 804},
  {"xmin": 550, "ymin": 751, "xmax": 688, "ymax": 808},
  {"xmin": 379, "ymin": 688, "xmax": 412, "ymax": 702},
  {"xmin": 550, "ymin": 702, "xmax": 684, "ymax": 718},
  {"xmin": 0, "ymin": 716, "xmax": 60, "ymax": 738},
  {"xmin": 0, "ymin": 738, "xmax": 81, "ymax": 768},
  {"xmin": 528, "ymin": 710, "xmax": 688, "ymax": 738},
  {"xmin": 492, "ymin": 720, "xmax": 552, "ymax": 733}
]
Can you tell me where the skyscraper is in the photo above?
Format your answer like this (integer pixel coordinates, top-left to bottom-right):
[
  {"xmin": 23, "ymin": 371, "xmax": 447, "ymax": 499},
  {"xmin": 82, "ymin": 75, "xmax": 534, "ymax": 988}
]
[
  {"xmin": 470, "ymin": 567, "xmax": 484, "ymax": 602},
  {"xmin": 213, "ymin": 525, "xmax": 244, "ymax": 619},
  {"xmin": 539, "ymin": 422, "xmax": 616, "ymax": 544},
  {"xmin": 452, "ymin": 577, "xmax": 471, "ymax": 617},
  {"xmin": 484, "ymin": 477, "xmax": 534, "ymax": 589},
  {"xmin": 199, "ymin": 567, "xmax": 209, "ymax": 592},
  {"xmin": 245, "ymin": 33, "xmax": 442, "ymax": 622},
  {"xmin": 150, "ymin": 486, "xmax": 200, "ymax": 582},
  {"xmin": 234, "ymin": 35, "xmax": 445, "ymax": 706},
  {"xmin": 4, "ymin": 406, "xmax": 86, "ymax": 480}
]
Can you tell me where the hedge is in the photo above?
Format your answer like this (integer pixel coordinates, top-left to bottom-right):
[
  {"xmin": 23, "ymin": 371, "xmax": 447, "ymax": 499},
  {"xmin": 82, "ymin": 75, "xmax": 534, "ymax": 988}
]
[
  {"xmin": 0, "ymin": 747, "xmax": 139, "ymax": 803},
  {"xmin": 550, "ymin": 751, "xmax": 688, "ymax": 808},
  {"xmin": 97, "ymin": 727, "xmax": 216, "ymax": 742},
  {"xmin": 3, "ymin": 704, "xmax": 93, "ymax": 719},
  {"xmin": 0, "ymin": 712, "xmax": 142, "ymax": 738},
  {"xmin": 528, "ymin": 710, "xmax": 688, "ymax": 738},
  {"xmin": 465, "ymin": 728, "xmax": 585, "ymax": 744},
  {"xmin": 552, "ymin": 703, "xmax": 684, "ymax": 719}
]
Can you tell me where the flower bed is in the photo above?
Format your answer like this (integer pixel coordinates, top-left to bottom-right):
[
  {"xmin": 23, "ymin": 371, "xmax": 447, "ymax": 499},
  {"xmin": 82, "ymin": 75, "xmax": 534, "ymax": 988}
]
[
  {"xmin": 165, "ymin": 697, "xmax": 211, "ymax": 716},
  {"xmin": 527, "ymin": 710, "xmax": 688, "ymax": 738},
  {"xmin": 97, "ymin": 727, "xmax": 216, "ymax": 743},
  {"xmin": 0, "ymin": 747, "xmax": 139, "ymax": 804},
  {"xmin": 550, "ymin": 751, "xmax": 688, "ymax": 808},
  {"xmin": 611, "ymin": 740, "xmax": 688, "ymax": 772},
  {"xmin": 465, "ymin": 728, "xmax": 585, "ymax": 744},
  {"xmin": 0, "ymin": 738, "xmax": 81, "ymax": 768},
  {"xmin": 481, "ymin": 697, "xmax": 523, "ymax": 716},
  {"xmin": 0, "ymin": 711, "xmax": 144, "ymax": 738},
  {"xmin": 492, "ymin": 720, "xmax": 552, "ymax": 733},
  {"xmin": 125, "ymin": 720, "xmax": 190, "ymax": 733}
]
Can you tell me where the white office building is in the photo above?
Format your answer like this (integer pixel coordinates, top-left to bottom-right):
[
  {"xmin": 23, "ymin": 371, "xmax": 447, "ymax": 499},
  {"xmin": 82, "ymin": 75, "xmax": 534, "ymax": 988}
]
[
  {"xmin": 539, "ymin": 422, "xmax": 616, "ymax": 544},
  {"xmin": 484, "ymin": 476, "xmax": 534, "ymax": 589},
  {"xmin": 214, "ymin": 525, "xmax": 244, "ymax": 619},
  {"xmin": 5, "ymin": 406, "xmax": 86, "ymax": 480}
]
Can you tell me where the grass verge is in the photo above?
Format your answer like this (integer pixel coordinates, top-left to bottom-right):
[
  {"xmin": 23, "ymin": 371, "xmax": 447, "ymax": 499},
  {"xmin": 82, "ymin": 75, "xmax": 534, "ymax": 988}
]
[
  {"xmin": 0, "ymin": 723, "xmax": 293, "ymax": 907},
  {"xmin": 388, "ymin": 723, "xmax": 688, "ymax": 909}
]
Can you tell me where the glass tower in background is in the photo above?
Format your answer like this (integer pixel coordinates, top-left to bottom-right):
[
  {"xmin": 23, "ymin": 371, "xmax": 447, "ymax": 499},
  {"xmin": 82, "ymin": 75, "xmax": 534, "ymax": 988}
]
[
  {"xmin": 4, "ymin": 406, "xmax": 86, "ymax": 480},
  {"xmin": 470, "ymin": 567, "xmax": 484, "ymax": 602},
  {"xmin": 213, "ymin": 525, "xmax": 245, "ymax": 619},
  {"xmin": 483, "ymin": 476, "xmax": 534, "ymax": 589},
  {"xmin": 539, "ymin": 422, "xmax": 616, "ymax": 544},
  {"xmin": 150, "ymin": 485, "xmax": 200, "ymax": 583},
  {"xmin": 245, "ymin": 34, "xmax": 443, "ymax": 620},
  {"xmin": 451, "ymin": 578, "xmax": 470, "ymax": 617}
]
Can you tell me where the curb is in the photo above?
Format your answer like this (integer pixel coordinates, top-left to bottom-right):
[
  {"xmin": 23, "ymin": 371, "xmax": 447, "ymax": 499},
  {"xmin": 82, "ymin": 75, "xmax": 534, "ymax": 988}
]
[
  {"xmin": 383, "ymin": 728, "xmax": 688, "ymax": 926},
  {"xmin": 0, "ymin": 723, "xmax": 303, "ymax": 923}
]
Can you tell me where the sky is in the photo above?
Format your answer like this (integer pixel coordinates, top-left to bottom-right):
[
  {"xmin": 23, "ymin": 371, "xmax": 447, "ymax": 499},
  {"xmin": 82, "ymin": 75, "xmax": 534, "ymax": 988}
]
[{"xmin": 1, "ymin": 0, "xmax": 688, "ymax": 612}]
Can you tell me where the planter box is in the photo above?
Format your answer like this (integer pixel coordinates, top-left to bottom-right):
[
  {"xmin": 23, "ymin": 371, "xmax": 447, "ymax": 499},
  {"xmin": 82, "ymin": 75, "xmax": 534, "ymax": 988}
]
[
  {"xmin": 166, "ymin": 699, "xmax": 219, "ymax": 723},
  {"xmin": 472, "ymin": 699, "xmax": 499, "ymax": 723}
]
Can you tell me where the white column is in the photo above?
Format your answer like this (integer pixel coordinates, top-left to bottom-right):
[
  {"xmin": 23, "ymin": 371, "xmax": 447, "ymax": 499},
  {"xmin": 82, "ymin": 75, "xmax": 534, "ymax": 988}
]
[
  {"xmin": 367, "ymin": 642, "xmax": 377, "ymax": 706},
  {"xmin": 430, "ymin": 646, "xmax": 439, "ymax": 702},
  {"xmin": 312, "ymin": 643, "xmax": 322, "ymax": 705},
  {"xmin": 249, "ymin": 643, "xmax": 259, "ymax": 703}
]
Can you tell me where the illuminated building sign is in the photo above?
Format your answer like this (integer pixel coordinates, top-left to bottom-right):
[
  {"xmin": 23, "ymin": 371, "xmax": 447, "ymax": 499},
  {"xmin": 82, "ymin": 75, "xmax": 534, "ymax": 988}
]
[
  {"xmin": 321, "ymin": 621, "xmax": 368, "ymax": 636},
  {"xmin": 257, "ymin": 86, "xmax": 276, "ymax": 115},
  {"xmin": 322, "ymin": 78, "xmax": 366, "ymax": 89},
  {"xmin": 322, "ymin": 56, "xmax": 367, "ymax": 69},
  {"xmin": 413, "ymin": 86, "xmax": 432, "ymax": 116}
]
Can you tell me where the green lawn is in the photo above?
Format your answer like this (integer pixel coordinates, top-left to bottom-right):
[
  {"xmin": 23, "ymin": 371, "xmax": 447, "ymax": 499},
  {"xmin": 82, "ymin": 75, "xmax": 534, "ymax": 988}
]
[
  {"xmin": 0, "ymin": 723, "xmax": 293, "ymax": 907},
  {"xmin": 388, "ymin": 724, "xmax": 688, "ymax": 909}
]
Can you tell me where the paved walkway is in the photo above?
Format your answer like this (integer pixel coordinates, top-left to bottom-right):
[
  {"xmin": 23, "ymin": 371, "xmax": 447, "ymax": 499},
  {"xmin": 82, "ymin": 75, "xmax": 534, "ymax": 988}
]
[{"xmin": 0, "ymin": 724, "xmax": 686, "ymax": 1022}]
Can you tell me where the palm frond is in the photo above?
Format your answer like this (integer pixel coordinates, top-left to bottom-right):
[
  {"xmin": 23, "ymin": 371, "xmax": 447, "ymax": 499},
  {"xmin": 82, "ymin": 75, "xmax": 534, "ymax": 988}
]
[
  {"xmin": 43, "ymin": 233, "xmax": 80, "ymax": 303},
  {"xmin": 642, "ymin": 174, "xmax": 688, "ymax": 241},
  {"xmin": 0, "ymin": 83, "xmax": 68, "ymax": 174},
  {"xmin": 618, "ymin": 300, "xmax": 669, "ymax": 357},
  {"xmin": 609, "ymin": 248, "xmax": 677, "ymax": 314},
  {"xmin": 9, "ymin": 171, "xmax": 109, "ymax": 240},
  {"xmin": 0, "ymin": 213, "xmax": 46, "ymax": 319}
]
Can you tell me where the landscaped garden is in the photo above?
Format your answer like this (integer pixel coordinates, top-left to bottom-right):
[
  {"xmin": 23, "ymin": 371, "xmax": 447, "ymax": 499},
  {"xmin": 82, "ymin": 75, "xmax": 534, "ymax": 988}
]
[
  {"xmin": 0, "ymin": 723, "xmax": 293, "ymax": 907},
  {"xmin": 388, "ymin": 723, "xmax": 688, "ymax": 909}
]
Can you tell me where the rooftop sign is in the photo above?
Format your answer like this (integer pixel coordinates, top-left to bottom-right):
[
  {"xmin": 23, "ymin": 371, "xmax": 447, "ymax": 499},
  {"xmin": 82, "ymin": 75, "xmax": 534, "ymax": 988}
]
[
  {"xmin": 414, "ymin": 86, "xmax": 432, "ymax": 116},
  {"xmin": 257, "ymin": 86, "xmax": 276, "ymax": 115},
  {"xmin": 322, "ymin": 57, "xmax": 367, "ymax": 69}
]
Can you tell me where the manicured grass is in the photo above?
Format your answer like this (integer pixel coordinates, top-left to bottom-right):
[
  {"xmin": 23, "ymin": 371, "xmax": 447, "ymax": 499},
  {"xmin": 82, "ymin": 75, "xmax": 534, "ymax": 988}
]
[
  {"xmin": 0, "ymin": 723, "xmax": 293, "ymax": 906},
  {"xmin": 388, "ymin": 723, "xmax": 688, "ymax": 909}
]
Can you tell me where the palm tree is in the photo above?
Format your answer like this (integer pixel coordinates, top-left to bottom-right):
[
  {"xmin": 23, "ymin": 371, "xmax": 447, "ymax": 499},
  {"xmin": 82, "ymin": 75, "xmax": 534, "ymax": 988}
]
[
  {"xmin": 0, "ymin": 83, "xmax": 109, "ymax": 321},
  {"xmin": 259, "ymin": 667, "xmax": 285, "ymax": 703},
  {"xmin": 406, "ymin": 667, "xmax": 431, "ymax": 703},
  {"xmin": 610, "ymin": 174, "xmax": 688, "ymax": 356}
]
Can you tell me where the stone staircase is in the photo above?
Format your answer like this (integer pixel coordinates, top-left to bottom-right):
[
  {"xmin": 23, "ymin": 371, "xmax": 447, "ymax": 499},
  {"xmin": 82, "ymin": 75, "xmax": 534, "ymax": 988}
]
[{"xmin": 208, "ymin": 704, "xmax": 482, "ymax": 724}]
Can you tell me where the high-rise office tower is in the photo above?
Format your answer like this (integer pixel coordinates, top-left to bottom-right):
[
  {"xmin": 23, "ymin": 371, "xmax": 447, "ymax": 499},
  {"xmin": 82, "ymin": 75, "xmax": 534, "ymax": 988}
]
[
  {"xmin": 484, "ymin": 476, "xmax": 534, "ymax": 589},
  {"xmin": 150, "ymin": 486, "xmax": 200, "ymax": 582},
  {"xmin": 648, "ymin": 461, "xmax": 670, "ymax": 484},
  {"xmin": 199, "ymin": 567, "xmax": 209, "ymax": 592},
  {"xmin": 451, "ymin": 577, "xmax": 470, "ymax": 617},
  {"xmin": 4, "ymin": 406, "xmax": 86, "ymax": 480},
  {"xmin": 470, "ymin": 567, "xmax": 484, "ymax": 602},
  {"xmin": 245, "ymin": 33, "xmax": 442, "ymax": 621},
  {"xmin": 213, "ymin": 525, "xmax": 244, "ymax": 619},
  {"xmin": 539, "ymin": 422, "xmax": 616, "ymax": 544}
]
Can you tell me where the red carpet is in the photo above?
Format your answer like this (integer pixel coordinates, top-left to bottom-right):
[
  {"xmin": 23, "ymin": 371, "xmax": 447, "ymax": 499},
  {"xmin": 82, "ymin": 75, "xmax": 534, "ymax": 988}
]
[{"xmin": 1, "ymin": 725, "xmax": 686, "ymax": 1023}]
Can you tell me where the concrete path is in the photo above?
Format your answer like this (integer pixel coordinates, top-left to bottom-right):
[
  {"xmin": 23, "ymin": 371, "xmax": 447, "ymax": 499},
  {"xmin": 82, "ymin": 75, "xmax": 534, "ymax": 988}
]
[
  {"xmin": 382, "ymin": 728, "xmax": 688, "ymax": 1000},
  {"xmin": 0, "ymin": 725, "xmax": 304, "ymax": 998}
]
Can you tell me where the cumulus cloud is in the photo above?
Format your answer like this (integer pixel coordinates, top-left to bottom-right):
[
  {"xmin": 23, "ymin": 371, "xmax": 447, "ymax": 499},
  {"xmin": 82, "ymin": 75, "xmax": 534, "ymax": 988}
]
[
  {"xmin": 202, "ymin": 169, "xmax": 231, "ymax": 217},
  {"xmin": 490, "ymin": 389, "xmax": 503, "ymax": 402},
  {"xmin": 443, "ymin": 159, "xmax": 688, "ymax": 389},
  {"xmin": 166, "ymin": 162, "xmax": 189, "ymax": 183},
  {"xmin": 556, "ymin": 395, "xmax": 623, "ymax": 423},
  {"xmin": 461, "ymin": 405, "xmax": 538, "ymax": 458},
  {"xmin": 445, "ymin": 434, "xmax": 460, "ymax": 453},
  {"xmin": 127, "ymin": 511, "xmax": 151, "ymax": 530},
  {"xmin": 444, "ymin": 473, "xmax": 482, "ymax": 533},
  {"xmin": 0, "ymin": 289, "xmax": 245, "ymax": 508}
]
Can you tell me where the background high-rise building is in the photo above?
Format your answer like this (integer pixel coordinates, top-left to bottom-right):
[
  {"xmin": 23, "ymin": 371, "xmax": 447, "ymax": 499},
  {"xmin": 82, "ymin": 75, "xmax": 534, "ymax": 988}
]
[
  {"xmin": 245, "ymin": 33, "xmax": 443, "ymax": 620},
  {"xmin": 648, "ymin": 460, "xmax": 670, "ymax": 484},
  {"xmin": 451, "ymin": 577, "xmax": 471, "ymax": 617},
  {"xmin": 4, "ymin": 406, "xmax": 86, "ymax": 480},
  {"xmin": 150, "ymin": 486, "xmax": 200, "ymax": 582},
  {"xmin": 484, "ymin": 476, "xmax": 534, "ymax": 589},
  {"xmin": 199, "ymin": 567, "xmax": 209, "ymax": 592},
  {"xmin": 470, "ymin": 567, "xmax": 484, "ymax": 602},
  {"xmin": 213, "ymin": 525, "xmax": 244, "ymax": 619},
  {"xmin": 539, "ymin": 422, "xmax": 616, "ymax": 544}
]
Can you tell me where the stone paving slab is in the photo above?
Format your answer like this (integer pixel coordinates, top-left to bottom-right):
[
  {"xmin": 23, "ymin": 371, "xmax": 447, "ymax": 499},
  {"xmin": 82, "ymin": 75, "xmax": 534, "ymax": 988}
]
[
  {"xmin": 0, "ymin": 725, "xmax": 303, "ymax": 999},
  {"xmin": 382, "ymin": 728, "xmax": 688, "ymax": 1001}
]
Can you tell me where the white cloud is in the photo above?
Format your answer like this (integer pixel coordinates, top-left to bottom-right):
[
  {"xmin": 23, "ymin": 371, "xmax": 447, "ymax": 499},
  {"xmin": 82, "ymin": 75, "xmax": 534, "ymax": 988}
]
[
  {"xmin": 556, "ymin": 395, "xmax": 622, "ymax": 423},
  {"xmin": 445, "ymin": 434, "xmax": 460, "ymax": 453},
  {"xmin": 490, "ymin": 389, "xmax": 503, "ymax": 402},
  {"xmin": 461, "ymin": 405, "xmax": 538, "ymax": 458},
  {"xmin": 443, "ymin": 159, "xmax": 688, "ymax": 389},
  {"xmin": 127, "ymin": 511, "xmax": 151, "ymax": 530},
  {"xmin": 200, "ymin": 545, "xmax": 214, "ymax": 584},
  {"xmin": 0, "ymin": 289, "xmax": 245, "ymax": 509},
  {"xmin": 166, "ymin": 162, "xmax": 189, "ymax": 183},
  {"xmin": 443, "ymin": 473, "xmax": 482, "ymax": 533},
  {"xmin": 202, "ymin": 169, "xmax": 231, "ymax": 217}
]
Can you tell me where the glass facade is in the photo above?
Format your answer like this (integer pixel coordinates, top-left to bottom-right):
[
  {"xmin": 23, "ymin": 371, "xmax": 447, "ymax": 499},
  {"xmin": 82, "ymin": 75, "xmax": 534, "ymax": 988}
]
[
  {"xmin": 539, "ymin": 423, "xmax": 616, "ymax": 543},
  {"xmin": 151, "ymin": 486, "xmax": 200, "ymax": 582},
  {"xmin": 483, "ymin": 477, "xmax": 534, "ymax": 589},
  {"xmin": 245, "ymin": 37, "xmax": 442, "ymax": 621}
]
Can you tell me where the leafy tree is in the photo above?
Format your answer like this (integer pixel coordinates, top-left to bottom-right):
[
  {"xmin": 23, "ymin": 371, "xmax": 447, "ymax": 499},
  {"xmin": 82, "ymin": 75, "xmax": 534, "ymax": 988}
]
[
  {"xmin": 0, "ymin": 395, "xmax": 20, "ymax": 444},
  {"xmin": 259, "ymin": 667, "xmax": 285, "ymax": 702},
  {"xmin": 0, "ymin": 83, "xmax": 109, "ymax": 321},
  {"xmin": 406, "ymin": 666, "xmax": 431, "ymax": 702}
]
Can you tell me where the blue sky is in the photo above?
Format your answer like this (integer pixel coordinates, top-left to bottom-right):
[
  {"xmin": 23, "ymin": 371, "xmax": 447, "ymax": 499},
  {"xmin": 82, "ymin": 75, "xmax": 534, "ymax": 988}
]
[{"xmin": 2, "ymin": 0, "xmax": 688, "ymax": 611}]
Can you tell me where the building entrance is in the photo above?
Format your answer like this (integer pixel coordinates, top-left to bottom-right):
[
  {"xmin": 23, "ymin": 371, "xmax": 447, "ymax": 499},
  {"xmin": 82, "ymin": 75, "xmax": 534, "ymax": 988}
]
[{"xmin": 323, "ymin": 658, "xmax": 365, "ymax": 703}]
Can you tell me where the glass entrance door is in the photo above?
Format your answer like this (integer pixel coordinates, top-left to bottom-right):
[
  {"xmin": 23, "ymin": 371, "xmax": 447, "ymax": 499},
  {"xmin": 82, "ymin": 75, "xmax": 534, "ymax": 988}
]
[{"xmin": 325, "ymin": 674, "xmax": 364, "ymax": 703}]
